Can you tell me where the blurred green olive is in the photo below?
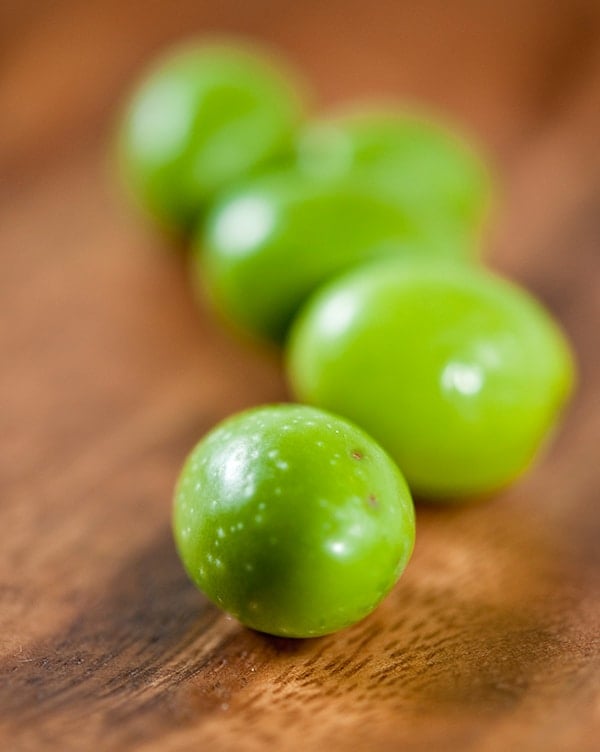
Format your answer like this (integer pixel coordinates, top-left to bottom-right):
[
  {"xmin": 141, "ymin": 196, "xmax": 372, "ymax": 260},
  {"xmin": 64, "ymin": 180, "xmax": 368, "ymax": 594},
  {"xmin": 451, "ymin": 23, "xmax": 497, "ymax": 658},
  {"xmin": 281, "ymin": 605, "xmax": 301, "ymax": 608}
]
[
  {"xmin": 287, "ymin": 261, "xmax": 574, "ymax": 500},
  {"xmin": 297, "ymin": 108, "xmax": 493, "ymax": 242},
  {"xmin": 196, "ymin": 170, "xmax": 478, "ymax": 342},
  {"xmin": 118, "ymin": 40, "xmax": 307, "ymax": 232}
]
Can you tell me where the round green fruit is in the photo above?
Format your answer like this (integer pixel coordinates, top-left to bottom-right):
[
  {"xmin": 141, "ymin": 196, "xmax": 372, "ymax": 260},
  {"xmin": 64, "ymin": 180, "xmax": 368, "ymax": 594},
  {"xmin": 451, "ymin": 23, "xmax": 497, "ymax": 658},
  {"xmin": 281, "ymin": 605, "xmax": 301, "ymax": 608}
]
[
  {"xmin": 287, "ymin": 262, "xmax": 574, "ymax": 500},
  {"xmin": 173, "ymin": 404, "xmax": 415, "ymax": 637},
  {"xmin": 196, "ymin": 171, "xmax": 475, "ymax": 342},
  {"xmin": 296, "ymin": 108, "xmax": 492, "ymax": 241},
  {"xmin": 118, "ymin": 41, "xmax": 305, "ymax": 231}
]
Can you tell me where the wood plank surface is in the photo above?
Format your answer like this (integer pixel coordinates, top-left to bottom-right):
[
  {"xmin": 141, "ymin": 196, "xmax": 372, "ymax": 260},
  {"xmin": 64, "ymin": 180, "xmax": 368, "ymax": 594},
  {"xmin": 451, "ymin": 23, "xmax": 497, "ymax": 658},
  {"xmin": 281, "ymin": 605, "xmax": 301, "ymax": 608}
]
[{"xmin": 1, "ymin": 2, "xmax": 599, "ymax": 750}]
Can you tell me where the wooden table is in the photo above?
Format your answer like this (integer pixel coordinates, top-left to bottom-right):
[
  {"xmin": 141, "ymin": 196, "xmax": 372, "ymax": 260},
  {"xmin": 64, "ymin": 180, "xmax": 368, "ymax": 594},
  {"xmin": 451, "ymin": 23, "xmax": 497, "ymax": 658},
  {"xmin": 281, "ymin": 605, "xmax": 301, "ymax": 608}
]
[{"xmin": 1, "ymin": 2, "xmax": 599, "ymax": 749}]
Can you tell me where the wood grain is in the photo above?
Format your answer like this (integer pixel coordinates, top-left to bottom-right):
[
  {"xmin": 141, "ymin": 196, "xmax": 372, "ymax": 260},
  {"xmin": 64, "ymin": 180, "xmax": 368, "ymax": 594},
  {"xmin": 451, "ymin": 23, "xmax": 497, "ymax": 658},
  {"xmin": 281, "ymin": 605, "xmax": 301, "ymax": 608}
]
[{"xmin": 1, "ymin": 2, "xmax": 599, "ymax": 750}]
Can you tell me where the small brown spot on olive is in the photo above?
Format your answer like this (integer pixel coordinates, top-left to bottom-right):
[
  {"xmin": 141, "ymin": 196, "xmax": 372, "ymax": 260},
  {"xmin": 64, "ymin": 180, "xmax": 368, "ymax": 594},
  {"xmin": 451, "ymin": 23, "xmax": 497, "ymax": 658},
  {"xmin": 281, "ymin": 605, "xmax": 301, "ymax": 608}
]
[
  {"xmin": 367, "ymin": 494, "xmax": 378, "ymax": 507},
  {"xmin": 351, "ymin": 450, "xmax": 363, "ymax": 460}
]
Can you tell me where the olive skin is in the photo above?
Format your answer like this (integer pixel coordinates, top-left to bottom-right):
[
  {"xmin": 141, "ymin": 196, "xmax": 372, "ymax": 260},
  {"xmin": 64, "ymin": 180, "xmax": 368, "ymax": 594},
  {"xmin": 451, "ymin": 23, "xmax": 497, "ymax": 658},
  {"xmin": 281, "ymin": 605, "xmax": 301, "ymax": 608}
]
[
  {"xmin": 118, "ymin": 41, "xmax": 306, "ymax": 232},
  {"xmin": 173, "ymin": 405, "xmax": 415, "ymax": 637},
  {"xmin": 196, "ymin": 171, "xmax": 475, "ymax": 343},
  {"xmin": 287, "ymin": 262, "xmax": 575, "ymax": 500}
]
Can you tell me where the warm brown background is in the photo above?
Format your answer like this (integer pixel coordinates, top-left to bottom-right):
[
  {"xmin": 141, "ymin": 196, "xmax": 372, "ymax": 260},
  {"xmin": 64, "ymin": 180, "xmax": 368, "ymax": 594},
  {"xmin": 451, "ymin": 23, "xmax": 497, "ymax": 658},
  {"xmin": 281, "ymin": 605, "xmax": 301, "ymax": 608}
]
[{"xmin": 1, "ymin": 1, "xmax": 599, "ymax": 750}]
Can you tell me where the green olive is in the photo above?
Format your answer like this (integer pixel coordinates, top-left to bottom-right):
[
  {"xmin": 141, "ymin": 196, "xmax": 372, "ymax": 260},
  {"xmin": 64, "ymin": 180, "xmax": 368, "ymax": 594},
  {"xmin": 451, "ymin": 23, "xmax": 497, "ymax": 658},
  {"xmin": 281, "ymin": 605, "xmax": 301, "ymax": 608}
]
[
  {"xmin": 287, "ymin": 261, "xmax": 575, "ymax": 500},
  {"xmin": 297, "ymin": 107, "xmax": 493, "ymax": 241},
  {"xmin": 173, "ymin": 404, "xmax": 415, "ymax": 637},
  {"xmin": 196, "ymin": 170, "xmax": 476, "ymax": 342},
  {"xmin": 118, "ymin": 40, "xmax": 306, "ymax": 232}
]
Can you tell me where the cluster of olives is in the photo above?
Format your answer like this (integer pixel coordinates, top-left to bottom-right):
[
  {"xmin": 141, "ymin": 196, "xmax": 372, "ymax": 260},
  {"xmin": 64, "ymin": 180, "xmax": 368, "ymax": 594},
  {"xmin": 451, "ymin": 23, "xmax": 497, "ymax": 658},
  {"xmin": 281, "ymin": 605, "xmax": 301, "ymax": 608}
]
[{"xmin": 119, "ymin": 39, "xmax": 574, "ymax": 638}]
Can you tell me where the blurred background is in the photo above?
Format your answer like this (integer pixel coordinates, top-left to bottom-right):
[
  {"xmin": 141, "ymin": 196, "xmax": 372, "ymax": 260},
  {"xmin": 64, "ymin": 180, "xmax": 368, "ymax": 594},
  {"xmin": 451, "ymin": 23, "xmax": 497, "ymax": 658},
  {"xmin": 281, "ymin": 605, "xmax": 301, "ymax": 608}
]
[
  {"xmin": 1, "ymin": 2, "xmax": 599, "ymax": 750},
  {"xmin": 3, "ymin": 0, "xmax": 599, "ymax": 496}
]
